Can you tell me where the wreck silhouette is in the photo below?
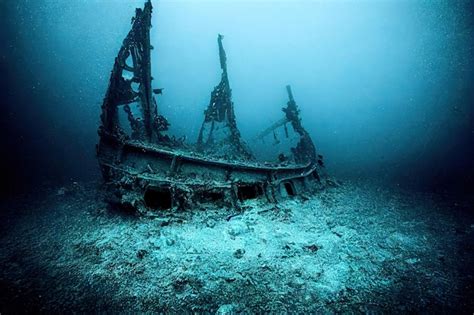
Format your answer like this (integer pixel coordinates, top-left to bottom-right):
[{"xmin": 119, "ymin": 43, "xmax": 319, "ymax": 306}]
[{"xmin": 97, "ymin": 0, "xmax": 326, "ymax": 213}]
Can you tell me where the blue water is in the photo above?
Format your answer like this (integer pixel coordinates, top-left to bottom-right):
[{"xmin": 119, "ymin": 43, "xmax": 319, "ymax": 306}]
[
  {"xmin": 2, "ymin": 0, "xmax": 473, "ymax": 194},
  {"xmin": 1, "ymin": 1, "xmax": 473, "ymax": 312}
]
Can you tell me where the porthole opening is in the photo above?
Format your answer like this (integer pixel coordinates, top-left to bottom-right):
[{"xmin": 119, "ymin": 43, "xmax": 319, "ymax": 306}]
[{"xmin": 283, "ymin": 182, "xmax": 296, "ymax": 196}]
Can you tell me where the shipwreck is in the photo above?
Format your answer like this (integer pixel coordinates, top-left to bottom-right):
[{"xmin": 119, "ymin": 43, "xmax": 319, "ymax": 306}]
[{"xmin": 97, "ymin": 0, "xmax": 326, "ymax": 213}]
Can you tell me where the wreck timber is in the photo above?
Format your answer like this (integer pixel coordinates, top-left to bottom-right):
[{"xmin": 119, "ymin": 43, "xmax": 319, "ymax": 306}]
[{"xmin": 97, "ymin": 0, "xmax": 326, "ymax": 213}]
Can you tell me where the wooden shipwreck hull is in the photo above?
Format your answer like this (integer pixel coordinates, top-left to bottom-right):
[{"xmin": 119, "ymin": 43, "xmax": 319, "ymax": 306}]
[{"xmin": 97, "ymin": 0, "xmax": 326, "ymax": 213}]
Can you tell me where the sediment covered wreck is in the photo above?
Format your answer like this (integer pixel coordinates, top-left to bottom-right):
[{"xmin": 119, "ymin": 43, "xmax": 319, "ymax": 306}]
[{"xmin": 97, "ymin": 0, "xmax": 326, "ymax": 213}]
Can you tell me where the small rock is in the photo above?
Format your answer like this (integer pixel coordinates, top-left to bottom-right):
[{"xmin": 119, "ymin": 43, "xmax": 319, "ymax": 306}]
[
  {"xmin": 166, "ymin": 238, "xmax": 176, "ymax": 246},
  {"xmin": 136, "ymin": 249, "xmax": 148, "ymax": 259},
  {"xmin": 304, "ymin": 244, "xmax": 320, "ymax": 252},
  {"xmin": 205, "ymin": 218, "xmax": 216, "ymax": 228},
  {"xmin": 227, "ymin": 222, "xmax": 248, "ymax": 237},
  {"xmin": 233, "ymin": 249, "xmax": 245, "ymax": 259},
  {"xmin": 216, "ymin": 303, "xmax": 246, "ymax": 314}
]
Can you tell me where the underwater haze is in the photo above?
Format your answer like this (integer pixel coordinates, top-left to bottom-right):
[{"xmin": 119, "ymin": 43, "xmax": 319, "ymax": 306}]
[
  {"xmin": 1, "ymin": 0, "xmax": 474, "ymax": 313},
  {"xmin": 2, "ymin": 0, "xmax": 473, "ymax": 194}
]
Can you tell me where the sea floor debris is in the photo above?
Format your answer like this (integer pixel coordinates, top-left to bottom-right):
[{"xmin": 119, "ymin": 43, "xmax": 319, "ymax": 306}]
[{"xmin": 0, "ymin": 180, "xmax": 473, "ymax": 313}]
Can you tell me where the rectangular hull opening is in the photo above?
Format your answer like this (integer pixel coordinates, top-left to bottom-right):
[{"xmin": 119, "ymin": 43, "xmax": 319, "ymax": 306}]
[
  {"xmin": 237, "ymin": 184, "xmax": 263, "ymax": 201},
  {"xmin": 144, "ymin": 187, "xmax": 172, "ymax": 210}
]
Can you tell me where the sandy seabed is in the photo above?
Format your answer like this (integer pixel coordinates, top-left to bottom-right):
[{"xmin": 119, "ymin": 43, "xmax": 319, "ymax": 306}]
[{"xmin": 1, "ymin": 180, "xmax": 473, "ymax": 313}]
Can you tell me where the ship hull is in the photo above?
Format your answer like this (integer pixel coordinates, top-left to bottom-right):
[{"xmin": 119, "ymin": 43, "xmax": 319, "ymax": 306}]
[{"xmin": 97, "ymin": 137, "xmax": 323, "ymax": 213}]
